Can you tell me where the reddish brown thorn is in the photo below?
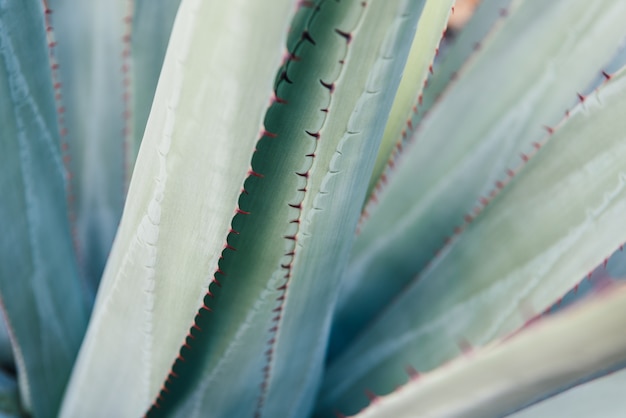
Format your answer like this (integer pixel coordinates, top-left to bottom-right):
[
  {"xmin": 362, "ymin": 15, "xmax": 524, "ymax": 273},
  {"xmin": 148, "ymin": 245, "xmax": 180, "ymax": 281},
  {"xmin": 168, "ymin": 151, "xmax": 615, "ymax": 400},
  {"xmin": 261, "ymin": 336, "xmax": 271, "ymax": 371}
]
[
  {"xmin": 192, "ymin": 323, "xmax": 202, "ymax": 332},
  {"xmin": 335, "ymin": 28, "xmax": 352, "ymax": 43},
  {"xmin": 506, "ymin": 169, "xmax": 515, "ymax": 177},
  {"xmin": 320, "ymin": 79, "xmax": 335, "ymax": 92},
  {"xmin": 273, "ymin": 95, "xmax": 288, "ymax": 105},
  {"xmin": 543, "ymin": 125, "xmax": 554, "ymax": 135},
  {"xmin": 279, "ymin": 70, "xmax": 293, "ymax": 84},
  {"xmin": 520, "ymin": 153, "xmax": 529, "ymax": 162},
  {"xmin": 364, "ymin": 389, "xmax": 378, "ymax": 402},
  {"xmin": 201, "ymin": 303, "xmax": 212, "ymax": 312},
  {"xmin": 236, "ymin": 208, "xmax": 251, "ymax": 215},
  {"xmin": 406, "ymin": 365, "xmax": 420, "ymax": 380},
  {"xmin": 225, "ymin": 244, "xmax": 237, "ymax": 251},
  {"xmin": 457, "ymin": 337, "xmax": 473, "ymax": 354},
  {"xmin": 577, "ymin": 92, "xmax": 586, "ymax": 102},
  {"xmin": 289, "ymin": 52, "xmax": 301, "ymax": 62},
  {"xmin": 262, "ymin": 129, "xmax": 277, "ymax": 138},
  {"xmin": 296, "ymin": 172, "xmax": 309, "ymax": 178},
  {"xmin": 532, "ymin": 142, "xmax": 541, "ymax": 150},
  {"xmin": 428, "ymin": 64, "xmax": 433, "ymax": 75},
  {"xmin": 301, "ymin": 30, "xmax": 316, "ymax": 45},
  {"xmin": 288, "ymin": 203, "xmax": 302, "ymax": 209},
  {"xmin": 177, "ymin": 354, "xmax": 185, "ymax": 362},
  {"xmin": 602, "ymin": 71, "xmax": 612, "ymax": 80},
  {"xmin": 248, "ymin": 169, "xmax": 264, "ymax": 178},
  {"xmin": 305, "ymin": 130, "xmax": 320, "ymax": 139},
  {"xmin": 284, "ymin": 235, "xmax": 297, "ymax": 241}
]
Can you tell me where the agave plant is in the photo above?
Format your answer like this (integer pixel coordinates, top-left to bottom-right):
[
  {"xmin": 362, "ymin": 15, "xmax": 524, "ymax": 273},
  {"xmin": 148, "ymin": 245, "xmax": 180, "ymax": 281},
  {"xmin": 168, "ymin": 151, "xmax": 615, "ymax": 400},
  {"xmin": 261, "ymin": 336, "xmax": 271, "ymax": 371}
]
[{"xmin": 2, "ymin": 0, "xmax": 626, "ymax": 416}]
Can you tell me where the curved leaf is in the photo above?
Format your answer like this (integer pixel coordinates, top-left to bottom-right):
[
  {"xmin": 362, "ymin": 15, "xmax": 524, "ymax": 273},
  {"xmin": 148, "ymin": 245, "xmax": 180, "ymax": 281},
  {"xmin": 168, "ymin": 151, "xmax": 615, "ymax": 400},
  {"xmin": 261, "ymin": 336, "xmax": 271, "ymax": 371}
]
[
  {"xmin": 366, "ymin": 0, "xmax": 453, "ymax": 197},
  {"xmin": 0, "ymin": 0, "xmax": 89, "ymax": 415},
  {"xmin": 144, "ymin": 0, "xmax": 429, "ymax": 416},
  {"xmin": 319, "ymin": 64, "xmax": 626, "ymax": 415},
  {"xmin": 347, "ymin": 284, "xmax": 626, "ymax": 418},
  {"xmin": 331, "ymin": 0, "xmax": 626, "ymax": 356},
  {"xmin": 60, "ymin": 0, "xmax": 297, "ymax": 416}
]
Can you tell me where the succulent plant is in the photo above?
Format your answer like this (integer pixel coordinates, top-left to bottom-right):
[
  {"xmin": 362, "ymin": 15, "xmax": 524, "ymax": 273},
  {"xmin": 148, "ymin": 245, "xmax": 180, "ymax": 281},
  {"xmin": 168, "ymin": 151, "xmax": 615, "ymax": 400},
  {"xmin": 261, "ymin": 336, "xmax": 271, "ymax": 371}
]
[{"xmin": 1, "ymin": 0, "xmax": 626, "ymax": 417}]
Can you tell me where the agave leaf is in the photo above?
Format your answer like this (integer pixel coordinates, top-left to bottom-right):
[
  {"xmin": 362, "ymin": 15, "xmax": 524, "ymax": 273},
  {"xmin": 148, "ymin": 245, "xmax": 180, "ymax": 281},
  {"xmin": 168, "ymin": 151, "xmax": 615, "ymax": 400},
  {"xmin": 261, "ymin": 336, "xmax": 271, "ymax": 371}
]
[
  {"xmin": 412, "ymin": 0, "xmax": 522, "ymax": 127},
  {"xmin": 130, "ymin": 0, "xmax": 182, "ymax": 171},
  {"xmin": 0, "ymin": 1, "xmax": 89, "ymax": 416},
  {"xmin": 542, "ymin": 245, "xmax": 626, "ymax": 316},
  {"xmin": 0, "ymin": 369, "xmax": 22, "ymax": 417},
  {"xmin": 366, "ymin": 0, "xmax": 522, "ymax": 199},
  {"xmin": 139, "ymin": 1, "xmax": 429, "ymax": 416},
  {"xmin": 510, "ymin": 368, "xmax": 626, "ymax": 418},
  {"xmin": 346, "ymin": 284, "xmax": 626, "ymax": 418},
  {"xmin": 330, "ymin": 0, "xmax": 626, "ymax": 356},
  {"xmin": 366, "ymin": 0, "xmax": 453, "ymax": 197},
  {"xmin": 0, "ymin": 317, "xmax": 13, "ymax": 369},
  {"xmin": 46, "ymin": 0, "xmax": 182, "ymax": 294},
  {"xmin": 60, "ymin": 0, "xmax": 297, "ymax": 416},
  {"xmin": 47, "ymin": 0, "xmax": 130, "ymax": 294},
  {"xmin": 318, "ymin": 63, "xmax": 626, "ymax": 415}
]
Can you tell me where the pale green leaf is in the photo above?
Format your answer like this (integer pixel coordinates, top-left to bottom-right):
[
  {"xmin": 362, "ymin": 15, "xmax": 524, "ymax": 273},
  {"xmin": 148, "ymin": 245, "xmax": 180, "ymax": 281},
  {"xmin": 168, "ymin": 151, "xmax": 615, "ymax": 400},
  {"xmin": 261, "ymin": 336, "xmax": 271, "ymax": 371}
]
[
  {"xmin": 319, "ymin": 64, "xmax": 626, "ymax": 415},
  {"xmin": 143, "ymin": 1, "xmax": 430, "ymax": 416},
  {"xmin": 348, "ymin": 284, "xmax": 626, "ymax": 418},
  {"xmin": 331, "ymin": 0, "xmax": 626, "ymax": 356},
  {"xmin": 510, "ymin": 368, "xmax": 626, "ymax": 418},
  {"xmin": 366, "ymin": 0, "xmax": 453, "ymax": 196},
  {"xmin": 60, "ymin": 0, "xmax": 297, "ymax": 416},
  {"xmin": 0, "ymin": 1, "xmax": 89, "ymax": 416}
]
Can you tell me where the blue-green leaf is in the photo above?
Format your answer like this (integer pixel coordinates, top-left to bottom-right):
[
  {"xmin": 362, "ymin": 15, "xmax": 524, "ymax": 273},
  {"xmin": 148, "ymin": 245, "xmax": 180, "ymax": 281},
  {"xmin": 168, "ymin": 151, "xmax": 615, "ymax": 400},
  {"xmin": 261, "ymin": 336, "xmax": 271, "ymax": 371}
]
[{"xmin": 0, "ymin": 1, "xmax": 89, "ymax": 416}]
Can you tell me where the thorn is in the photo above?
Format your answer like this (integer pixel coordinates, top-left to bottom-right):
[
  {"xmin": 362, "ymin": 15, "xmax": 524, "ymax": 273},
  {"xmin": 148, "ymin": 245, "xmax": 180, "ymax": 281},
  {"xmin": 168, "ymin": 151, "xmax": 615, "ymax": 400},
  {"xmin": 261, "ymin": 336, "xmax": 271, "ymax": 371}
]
[
  {"xmin": 457, "ymin": 337, "xmax": 473, "ymax": 354},
  {"xmin": 543, "ymin": 125, "xmax": 554, "ymax": 135},
  {"xmin": 335, "ymin": 28, "xmax": 352, "ymax": 43},
  {"xmin": 301, "ymin": 30, "xmax": 316, "ymax": 45},
  {"xmin": 602, "ymin": 71, "xmax": 612, "ymax": 81},
  {"xmin": 364, "ymin": 389, "xmax": 379, "ymax": 403},
  {"xmin": 320, "ymin": 79, "xmax": 335, "ymax": 92},
  {"xmin": 406, "ymin": 365, "xmax": 420, "ymax": 379},
  {"xmin": 577, "ymin": 92, "xmax": 586, "ymax": 102}
]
